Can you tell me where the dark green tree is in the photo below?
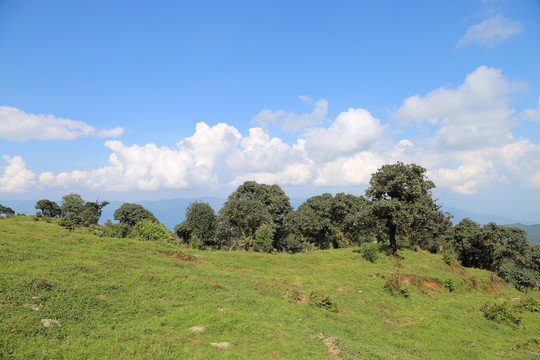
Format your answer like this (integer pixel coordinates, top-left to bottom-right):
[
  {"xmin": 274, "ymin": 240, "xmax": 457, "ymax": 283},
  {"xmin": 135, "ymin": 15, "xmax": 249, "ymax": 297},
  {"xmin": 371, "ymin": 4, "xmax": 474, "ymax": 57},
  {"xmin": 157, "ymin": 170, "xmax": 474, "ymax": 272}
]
[
  {"xmin": 80, "ymin": 200, "xmax": 110, "ymax": 226},
  {"xmin": 114, "ymin": 203, "xmax": 158, "ymax": 226},
  {"xmin": 35, "ymin": 199, "xmax": 61, "ymax": 218},
  {"xmin": 174, "ymin": 201, "xmax": 217, "ymax": 248},
  {"xmin": 218, "ymin": 181, "xmax": 291, "ymax": 250},
  {"xmin": 0, "ymin": 204, "xmax": 15, "ymax": 216},
  {"xmin": 60, "ymin": 193, "xmax": 86, "ymax": 227},
  {"xmin": 365, "ymin": 162, "xmax": 448, "ymax": 254}
]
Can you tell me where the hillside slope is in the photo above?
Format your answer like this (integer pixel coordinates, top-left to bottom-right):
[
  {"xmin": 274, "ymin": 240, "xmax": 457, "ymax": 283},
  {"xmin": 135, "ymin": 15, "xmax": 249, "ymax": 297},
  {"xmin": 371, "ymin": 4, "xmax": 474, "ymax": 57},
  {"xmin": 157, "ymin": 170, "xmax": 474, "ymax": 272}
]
[{"xmin": 0, "ymin": 216, "xmax": 539, "ymax": 359}]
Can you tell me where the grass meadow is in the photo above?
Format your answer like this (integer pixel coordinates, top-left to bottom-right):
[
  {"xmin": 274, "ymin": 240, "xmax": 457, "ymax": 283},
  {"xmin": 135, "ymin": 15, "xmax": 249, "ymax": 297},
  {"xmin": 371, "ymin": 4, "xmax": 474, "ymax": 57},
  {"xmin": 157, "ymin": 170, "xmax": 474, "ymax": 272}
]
[{"xmin": 1, "ymin": 216, "xmax": 539, "ymax": 359}]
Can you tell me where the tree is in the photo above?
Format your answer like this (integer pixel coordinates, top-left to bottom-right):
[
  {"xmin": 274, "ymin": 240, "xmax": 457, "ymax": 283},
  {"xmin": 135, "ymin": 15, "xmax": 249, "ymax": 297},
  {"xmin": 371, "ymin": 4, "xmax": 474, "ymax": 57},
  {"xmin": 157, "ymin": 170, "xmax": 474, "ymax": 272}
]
[
  {"xmin": 218, "ymin": 181, "xmax": 292, "ymax": 250},
  {"xmin": 80, "ymin": 200, "xmax": 110, "ymax": 226},
  {"xmin": 285, "ymin": 193, "xmax": 371, "ymax": 250},
  {"xmin": 365, "ymin": 162, "xmax": 448, "ymax": 255},
  {"xmin": 60, "ymin": 193, "xmax": 86, "ymax": 227},
  {"xmin": 0, "ymin": 204, "xmax": 15, "ymax": 216},
  {"xmin": 113, "ymin": 203, "xmax": 158, "ymax": 226},
  {"xmin": 174, "ymin": 201, "xmax": 217, "ymax": 248},
  {"xmin": 35, "ymin": 199, "xmax": 61, "ymax": 218}
]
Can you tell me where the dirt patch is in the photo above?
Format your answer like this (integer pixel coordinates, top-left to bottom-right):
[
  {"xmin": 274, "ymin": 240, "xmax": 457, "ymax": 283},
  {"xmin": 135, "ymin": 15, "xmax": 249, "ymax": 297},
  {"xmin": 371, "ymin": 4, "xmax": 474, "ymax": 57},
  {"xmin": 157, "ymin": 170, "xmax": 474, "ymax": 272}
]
[
  {"xmin": 190, "ymin": 326, "xmax": 204, "ymax": 333},
  {"xmin": 23, "ymin": 303, "xmax": 40, "ymax": 311},
  {"xmin": 317, "ymin": 333, "xmax": 341, "ymax": 359},
  {"xmin": 170, "ymin": 252, "xmax": 193, "ymax": 262},
  {"xmin": 211, "ymin": 342, "xmax": 230, "ymax": 350},
  {"xmin": 283, "ymin": 280, "xmax": 309, "ymax": 303},
  {"xmin": 41, "ymin": 318, "xmax": 60, "ymax": 327},
  {"xmin": 336, "ymin": 286, "xmax": 353, "ymax": 292},
  {"xmin": 372, "ymin": 272, "xmax": 381, "ymax": 278},
  {"xmin": 423, "ymin": 279, "xmax": 442, "ymax": 291},
  {"xmin": 398, "ymin": 274, "xmax": 443, "ymax": 292}
]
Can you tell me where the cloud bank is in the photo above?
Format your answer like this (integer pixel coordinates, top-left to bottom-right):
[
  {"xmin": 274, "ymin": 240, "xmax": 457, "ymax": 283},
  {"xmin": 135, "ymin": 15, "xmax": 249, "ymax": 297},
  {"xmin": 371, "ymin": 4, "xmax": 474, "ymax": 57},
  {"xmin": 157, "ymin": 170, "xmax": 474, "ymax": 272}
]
[
  {"xmin": 1, "ymin": 66, "xmax": 539, "ymax": 197},
  {"xmin": 0, "ymin": 106, "xmax": 124, "ymax": 141}
]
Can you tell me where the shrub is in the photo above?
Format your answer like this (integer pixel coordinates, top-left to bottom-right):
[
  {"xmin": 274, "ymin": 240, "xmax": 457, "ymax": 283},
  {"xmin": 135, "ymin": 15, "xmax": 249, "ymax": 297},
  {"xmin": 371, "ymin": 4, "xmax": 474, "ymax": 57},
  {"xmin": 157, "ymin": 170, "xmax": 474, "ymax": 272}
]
[
  {"xmin": 498, "ymin": 260, "xmax": 539, "ymax": 290},
  {"xmin": 384, "ymin": 269, "xmax": 410, "ymax": 298},
  {"xmin": 442, "ymin": 251, "xmax": 456, "ymax": 266},
  {"xmin": 481, "ymin": 302, "xmax": 522, "ymax": 327},
  {"xmin": 279, "ymin": 234, "xmax": 303, "ymax": 253},
  {"xmin": 518, "ymin": 297, "xmax": 540, "ymax": 312},
  {"xmin": 101, "ymin": 220, "xmax": 131, "ymax": 238},
  {"xmin": 254, "ymin": 224, "xmax": 274, "ymax": 253},
  {"xmin": 360, "ymin": 242, "xmax": 379, "ymax": 263},
  {"xmin": 310, "ymin": 291, "xmax": 338, "ymax": 313},
  {"xmin": 443, "ymin": 279, "xmax": 455, "ymax": 292},
  {"xmin": 133, "ymin": 220, "xmax": 173, "ymax": 242}
]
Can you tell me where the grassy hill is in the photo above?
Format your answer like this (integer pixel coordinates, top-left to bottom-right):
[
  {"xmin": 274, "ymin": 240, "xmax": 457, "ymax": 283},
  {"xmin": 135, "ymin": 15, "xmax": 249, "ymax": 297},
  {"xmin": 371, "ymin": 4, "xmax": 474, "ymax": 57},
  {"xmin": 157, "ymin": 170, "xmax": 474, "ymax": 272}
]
[{"xmin": 1, "ymin": 216, "xmax": 539, "ymax": 359}]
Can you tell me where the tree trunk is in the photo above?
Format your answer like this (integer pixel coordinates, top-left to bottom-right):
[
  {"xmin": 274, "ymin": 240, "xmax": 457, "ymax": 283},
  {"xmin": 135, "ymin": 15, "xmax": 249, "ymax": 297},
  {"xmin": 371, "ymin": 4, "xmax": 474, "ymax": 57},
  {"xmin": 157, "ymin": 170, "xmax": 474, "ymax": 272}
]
[{"xmin": 388, "ymin": 221, "xmax": 397, "ymax": 255}]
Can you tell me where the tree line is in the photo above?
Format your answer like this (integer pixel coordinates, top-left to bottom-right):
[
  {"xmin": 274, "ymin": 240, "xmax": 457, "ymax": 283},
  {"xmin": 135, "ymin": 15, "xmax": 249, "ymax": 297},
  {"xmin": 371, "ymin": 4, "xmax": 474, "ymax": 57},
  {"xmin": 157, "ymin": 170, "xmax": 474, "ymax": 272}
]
[{"xmin": 2, "ymin": 162, "xmax": 538, "ymax": 289}]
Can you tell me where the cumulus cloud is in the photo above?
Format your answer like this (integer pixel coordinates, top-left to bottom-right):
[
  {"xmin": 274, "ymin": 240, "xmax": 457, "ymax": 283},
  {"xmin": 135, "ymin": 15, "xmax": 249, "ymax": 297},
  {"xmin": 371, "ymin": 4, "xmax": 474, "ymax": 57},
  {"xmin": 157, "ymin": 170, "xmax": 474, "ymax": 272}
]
[
  {"xmin": 457, "ymin": 14, "xmax": 522, "ymax": 48},
  {"xmin": 251, "ymin": 96, "xmax": 328, "ymax": 132},
  {"xmin": 0, "ymin": 155, "xmax": 36, "ymax": 192},
  {"xmin": 394, "ymin": 66, "xmax": 518, "ymax": 151},
  {"xmin": 0, "ymin": 106, "xmax": 124, "ymax": 141},
  {"xmin": 429, "ymin": 152, "xmax": 498, "ymax": 195},
  {"xmin": 303, "ymin": 108, "xmax": 388, "ymax": 163},
  {"xmin": 522, "ymin": 98, "xmax": 540, "ymax": 122}
]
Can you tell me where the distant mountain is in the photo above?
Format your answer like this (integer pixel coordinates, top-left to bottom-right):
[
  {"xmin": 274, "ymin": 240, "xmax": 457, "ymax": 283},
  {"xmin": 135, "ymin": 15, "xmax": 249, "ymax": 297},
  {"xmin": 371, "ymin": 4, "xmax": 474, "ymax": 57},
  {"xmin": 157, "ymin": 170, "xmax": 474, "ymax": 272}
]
[{"xmin": 442, "ymin": 207, "xmax": 538, "ymax": 226}]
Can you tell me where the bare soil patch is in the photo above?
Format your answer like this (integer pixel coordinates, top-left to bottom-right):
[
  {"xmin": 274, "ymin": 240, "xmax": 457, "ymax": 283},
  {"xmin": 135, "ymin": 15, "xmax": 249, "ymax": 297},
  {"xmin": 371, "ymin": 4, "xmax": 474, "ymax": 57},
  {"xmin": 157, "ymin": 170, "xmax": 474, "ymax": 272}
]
[
  {"xmin": 211, "ymin": 342, "xmax": 230, "ymax": 350},
  {"xmin": 170, "ymin": 252, "xmax": 193, "ymax": 262},
  {"xmin": 317, "ymin": 332, "xmax": 341, "ymax": 359}
]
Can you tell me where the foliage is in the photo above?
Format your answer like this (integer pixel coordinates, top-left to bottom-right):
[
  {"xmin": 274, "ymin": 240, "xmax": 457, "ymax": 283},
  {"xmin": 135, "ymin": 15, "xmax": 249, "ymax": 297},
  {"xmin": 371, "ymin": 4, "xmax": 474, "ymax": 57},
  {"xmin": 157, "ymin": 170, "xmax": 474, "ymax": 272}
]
[
  {"xmin": 133, "ymin": 220, "xmax": 173, "ymax": 242},
  {"xmin": 481, "ymin": 302, "xmax": 522, "ymax": 327},
  {"xmin": 443, "ymin": 279, "xmax": 455, "ymax": 292},
  {"xmin": 285, "ymin": 193, "xmax": 371, "ymax": 250},
  {"xmin": 0, "ymin": 204, "xmax": 15, "ymax": 216},
  {"xmin": 58, "ymin": 193, "xmax": 109, "ymax": 228},
  {"xmin": 366, "ymin": 162, "xmax": 451, "ymax": 255},
  {"xmin": 309, "ymin": 291, "xmax": 338, "ymax": 313},
  {"xmin": 384, "ymin": 266, "xmax": 410, "ymax": 298},
  {"xmin": 219, "ymin": 181, "xmax": 292, "ymax": 249},
  {"xmin": 359, "ymin": 242, "xmax": 379, "ymax": 263},
  {"xmin": 101, "ymin": 220, "xmax": 131, "ymax": 238},
  {"xmin": 518, "ymin": 297, "xmax": 540, "ymax": 312},
  {"xmin": 253, "ymin": 224, "xmax": 274, "ymax": 253},
  {"xmin": 35, "ymin": 199, "xmax": 61, "ymax": 218},
  {"xmin": 451, "ymin": 219, "xmax": 539, "ymax": 289},
  {"xmin": 114, "ymin": 203, "xmax": 158, "ymax": 226},
  {"xmin": 218, "ymin": 198, "xmax": 273, "ymax": 250},
  {"xmin": 174, "ymin": 201, "xmax": 217, "ymax": 248}
]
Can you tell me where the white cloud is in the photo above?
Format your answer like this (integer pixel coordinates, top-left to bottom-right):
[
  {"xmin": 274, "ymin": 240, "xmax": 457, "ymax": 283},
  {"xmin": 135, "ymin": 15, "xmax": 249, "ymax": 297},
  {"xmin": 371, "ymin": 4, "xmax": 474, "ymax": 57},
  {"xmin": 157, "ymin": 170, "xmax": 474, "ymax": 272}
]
[
  {"xmin": 251, "ymin": 97, "xmax": 328, "ymax": 132},
  {"xmin": 522, "ymin": 98, "xmax": 540, "ymax": 122},
  {"xmin": 429, "ymin": 153, "xmax": 498, "ymax": 195},
  {"xmin": 0, "ymin": 155, "xmax": 36, "ymax": 192},
  {"xmin": 98, "ymin": 127, "xmax": 125, "ymax": 138},
  {"xmin": 457, "ymin": 14, "xmax": 522, "ymax": 48},
  {"xmin": 303, "ymin": 108, "xmax": 388, "ymax": 163},
  {"xmin": 39, "ymin": 122, "xmax": 242, "ymax": 191},
  {"xmin": 0, "ymin": 106, "xmax": 124, "ymax": 141},
  {"xmin": 394, "ymin": 66, "xmax": 517, "ymax": 151},
  {"xmin": 313, "ymin": 151, "xmax": 384, "ymax": 186}
]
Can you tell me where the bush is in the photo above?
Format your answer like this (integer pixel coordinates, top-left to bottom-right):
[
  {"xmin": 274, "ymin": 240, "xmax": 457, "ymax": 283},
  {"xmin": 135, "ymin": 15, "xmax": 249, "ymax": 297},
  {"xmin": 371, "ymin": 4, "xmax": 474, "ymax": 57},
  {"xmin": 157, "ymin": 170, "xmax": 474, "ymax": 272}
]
[
  {"xmin": 498, "ymin": 260, "xmax": 539, "ymax": 290},
  {"xmin": 360, "ymin": 242, "xmax": 379, "ymax": 263},
  {"xmin": 279, "ymin": 234, "xmax": 304, "ymax": 253},
  {"xmin": 310, "ymin": 291, "xmax": 338, "ymax": 313},
  {"xmin": 518, "ymin": 297, "xmax": 540, "ymax": 312},
  {"xmin": 253, "ymin": 224, "xmax": 274, "ymax": 253},
  {"xmin": 133, "ymin": 220, "xmax": 173, "ymax": 242},
  {"xmin": 481, "ymin": 302, "xmax": 522, "ymax": 327},
  {"xmin": 384, "ymin": 269, "xmax": 410, "ymax": 298},
  {"xmin": 101, "ymin": 220, "xmax": 131, "ymax": 238},
  {"xmin": 442, "ymin": 251, "xmax": 456, "ymax": 266},
  {"xmin": 443, "ymin": 279, "xmax": 455, "ymax": 292}
]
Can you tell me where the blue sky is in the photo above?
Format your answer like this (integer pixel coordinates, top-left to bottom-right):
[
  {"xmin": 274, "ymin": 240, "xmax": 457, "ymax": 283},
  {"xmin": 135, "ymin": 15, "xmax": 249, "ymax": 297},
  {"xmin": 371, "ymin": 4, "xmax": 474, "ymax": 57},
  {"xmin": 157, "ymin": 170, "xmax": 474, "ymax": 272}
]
[{"xmin": 1, "ymin": 0, "xmax": 540, "ymax": 221}]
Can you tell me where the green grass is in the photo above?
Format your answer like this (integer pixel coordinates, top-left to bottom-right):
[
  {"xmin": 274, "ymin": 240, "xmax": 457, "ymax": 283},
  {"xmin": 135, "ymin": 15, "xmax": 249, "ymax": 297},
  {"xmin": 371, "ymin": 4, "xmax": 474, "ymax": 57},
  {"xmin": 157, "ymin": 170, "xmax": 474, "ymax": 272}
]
[{"xmin": 1, "ymin": 216, "xmax": 539, "ymax": 359}]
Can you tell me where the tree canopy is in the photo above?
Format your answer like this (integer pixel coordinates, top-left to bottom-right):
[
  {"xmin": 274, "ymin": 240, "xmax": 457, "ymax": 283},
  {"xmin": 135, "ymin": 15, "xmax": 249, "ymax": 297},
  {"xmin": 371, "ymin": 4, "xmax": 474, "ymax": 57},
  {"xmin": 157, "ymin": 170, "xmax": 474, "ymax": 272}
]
[
  {"xmin": 174, "ymin": 201, "xmax": 217, "ymax": 248},
  {"xmin": 114, "ymin": 203, "xmax": 158, "ymax": 226},
  {"xmin": 35, "ymin": 199, "xmax": 61, "ymax": 218},
  {"xmin": 366, "ymin": 162, "xmax": 450, "ymax": 254}
]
